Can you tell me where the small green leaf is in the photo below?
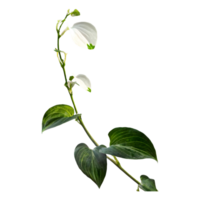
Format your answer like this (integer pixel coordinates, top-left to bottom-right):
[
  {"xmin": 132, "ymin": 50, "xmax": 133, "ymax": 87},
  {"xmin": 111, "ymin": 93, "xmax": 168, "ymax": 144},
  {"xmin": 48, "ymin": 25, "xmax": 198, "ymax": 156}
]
[
  {"xmin": 68, "ymin": 75, "xmax": 74, "ymax": 81},
  {"xmin": 99, "ymin": 127, "xmax": 157, "ymax": 161},
  {"xmin": 139, "ymin": 175, "xmax": 158, "ymax": 191},
  {"xmin": 87, "ymin": 43, "xmax": 95, "ymax": 50},
  {"xmin": 74, "ymin": 143, "xmax": 107, "ymax": 188},
  {"xmin": 42, "ymin": 104, "xmax": 81, "ymax": 132}
]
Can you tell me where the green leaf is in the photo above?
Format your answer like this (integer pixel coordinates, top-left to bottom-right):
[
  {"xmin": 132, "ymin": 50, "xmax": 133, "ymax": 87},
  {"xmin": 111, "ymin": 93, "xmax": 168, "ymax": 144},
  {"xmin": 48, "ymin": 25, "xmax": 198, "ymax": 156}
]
[
  {"xmin": 74, "ymin": 143, "xmax": 107, "ymax": 188},
  {"xmin": 69, "ymin": 76, "xmax": 74, "ymax": 81},
  {"xmin": 42, "ymin": 104, "xmax": 81, "ymax": 132},
  {"xmin": 87, "ymin": 43, "xmax": 95, "ymax": 50},
  {"xmin": 99, "ymin": 127, "xmax": 157, "ymax": 161},
  {"xmin": 139, "ymin": 175, "xmax": 158, "ymax": 191}
]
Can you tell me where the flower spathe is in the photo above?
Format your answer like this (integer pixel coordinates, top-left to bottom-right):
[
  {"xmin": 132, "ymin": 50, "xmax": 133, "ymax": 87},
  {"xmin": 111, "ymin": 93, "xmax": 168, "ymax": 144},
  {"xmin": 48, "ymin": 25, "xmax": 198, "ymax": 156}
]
[
  {"xmin": 60, "ymin": 21, "xmax": 100, "ymax": 50},
  {"xmin": 68, "ymin": 74, "xmax": 91, "ymax": 92}
]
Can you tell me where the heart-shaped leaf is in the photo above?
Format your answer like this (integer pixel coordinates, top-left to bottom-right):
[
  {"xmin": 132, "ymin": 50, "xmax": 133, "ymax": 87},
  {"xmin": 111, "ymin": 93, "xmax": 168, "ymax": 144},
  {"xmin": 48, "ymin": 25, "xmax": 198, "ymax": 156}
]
[
  {"xmin": 74, "ymin": 143, "xmax": 107, "ymax": 188},
  {"xmin": 139, "ymin": 175, "xmax": 158, "ymax": 191},
  {"xmin": 42, "ymin": 104, "xmax": 81, "ymax": 132},
  {"xmin": 99, "ymin": 127, "xmax": 157, "ymax": 161}
]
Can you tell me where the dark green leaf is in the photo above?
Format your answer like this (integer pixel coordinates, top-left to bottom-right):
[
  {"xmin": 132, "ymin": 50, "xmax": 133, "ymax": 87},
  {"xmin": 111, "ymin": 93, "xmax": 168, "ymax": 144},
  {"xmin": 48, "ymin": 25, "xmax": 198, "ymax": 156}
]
[
  {"xmin": 42, "ymin": 104, "xmax": 81, "ymax": 132},
  {"xmin": 99, "ymin": 127, "xmax": 157, "ymax": 161},
  {"xmin": 138, "ymin": 174, "xmax": 160, "ymax": 192},
  {"xmin": 74, "ymin": 143, "xmax": 107, "ymax": 188}
]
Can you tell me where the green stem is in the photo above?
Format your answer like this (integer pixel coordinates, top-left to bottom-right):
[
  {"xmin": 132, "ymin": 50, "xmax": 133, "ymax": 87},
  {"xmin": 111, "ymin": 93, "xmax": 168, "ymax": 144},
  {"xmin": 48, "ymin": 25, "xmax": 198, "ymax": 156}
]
[
  {"xmin": 62, "ymin": 68, "xmax": 140, "ymax": 184},
  {"xmin": 56, "ymin": 16, "xmax": 140, "ymax": 187},
  {"xmin": 106, "ymin": 155, "xmax": 140, "ymax": 184},
  {"xmin": 62, "ymin": 64, "xmax": 100, "ymax": 146},
  {"xmin": 68, "ymin": 88, "xmax": 140, "ymax": 184}
]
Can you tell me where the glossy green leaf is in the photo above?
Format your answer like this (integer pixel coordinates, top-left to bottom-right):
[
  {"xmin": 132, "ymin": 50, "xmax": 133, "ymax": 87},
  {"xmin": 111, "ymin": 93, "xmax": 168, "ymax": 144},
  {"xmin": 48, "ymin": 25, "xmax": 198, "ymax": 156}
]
[
  {"xmin": 139, "ymin": 175, "xmax": 158, "ymax": 191},
  {"xmin": 99, "ymin": 127, "xmax": 157, "ymax": 161},
  {"xmin": 42, "ymin": 104, "xmax": 81, "ymax": 132},
  {"xmin": 74, "ymin": 143, "xmax": 107, "ymax": 188}
]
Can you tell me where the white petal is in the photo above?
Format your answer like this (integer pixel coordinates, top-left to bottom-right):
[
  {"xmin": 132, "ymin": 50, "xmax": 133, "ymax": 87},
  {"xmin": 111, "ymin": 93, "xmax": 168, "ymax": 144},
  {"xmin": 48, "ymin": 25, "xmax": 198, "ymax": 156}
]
[
  {"xmin": 75, "ymin": 73, "xmax": 93, "ymax": 91},
  {"xmin": 70, "ymin": 22, "xmax": 97, "ymax": 49},
  {"xmin": 67, "ymin": 80, "xmax": 76, "ymax": 88}
]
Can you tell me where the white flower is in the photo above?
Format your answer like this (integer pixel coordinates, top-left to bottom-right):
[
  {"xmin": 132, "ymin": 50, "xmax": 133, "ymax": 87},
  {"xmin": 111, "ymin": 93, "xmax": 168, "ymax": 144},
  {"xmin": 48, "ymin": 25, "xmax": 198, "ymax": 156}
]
[
  {"xmin": 68, "ymin": 74, "xmax": 91, "ymax": 92},
  {"xmin": 60, "ymin": 21, "xmax": 100, "ymax": 50}
]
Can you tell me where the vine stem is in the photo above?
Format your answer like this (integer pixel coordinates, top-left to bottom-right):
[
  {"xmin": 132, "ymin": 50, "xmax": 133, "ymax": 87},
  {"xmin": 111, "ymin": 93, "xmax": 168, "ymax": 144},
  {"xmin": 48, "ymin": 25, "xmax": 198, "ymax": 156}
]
[
  {"xmin": 59, "ymin": 53, "xmax": 140, "ymax": 184},
  {"xmin": 55, "ymin": 20, "xmax": 140, "ymax": 188}
]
